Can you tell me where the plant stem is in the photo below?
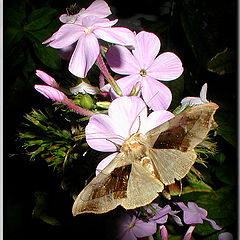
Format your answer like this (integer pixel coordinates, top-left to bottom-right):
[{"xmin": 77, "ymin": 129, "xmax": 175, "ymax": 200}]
[
  {"xmin": 64, "ymin": 97, "xmax": 94, "ymax": 116},
  {"xmin": 96, "ymin": 53, "xmax": 122, "ymax": 96}
]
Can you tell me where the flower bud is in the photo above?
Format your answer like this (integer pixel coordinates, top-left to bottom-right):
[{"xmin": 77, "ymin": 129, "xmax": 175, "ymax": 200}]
[
  {"xmin": 34, "ymin": 85, "xmax": 65, "ymax": 102},
  {"xmin": 79, "ymin": 94, "xmax": 94, "ymax": 109}
]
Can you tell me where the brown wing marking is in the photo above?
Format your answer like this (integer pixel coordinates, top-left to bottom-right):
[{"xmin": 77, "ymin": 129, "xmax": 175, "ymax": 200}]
[{"xmin": 145, "ymin": 102, "xmax": 219, "ymax": 151}]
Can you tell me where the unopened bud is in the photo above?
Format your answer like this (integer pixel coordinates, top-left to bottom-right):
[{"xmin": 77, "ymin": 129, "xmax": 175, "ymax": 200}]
[
  {"xmin": 130, "ymin": 81, "xmax": 141, "ymax": 96},
  {"xmin": 79, "ymin": 94, "xmax": 94, "ymax": 110}
]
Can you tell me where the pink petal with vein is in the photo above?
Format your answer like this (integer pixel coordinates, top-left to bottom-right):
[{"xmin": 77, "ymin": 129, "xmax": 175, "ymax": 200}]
[
  {"xmin": 69, "ymin": 34, "xmax": 99, "ymax": 78},
  {"xmin": 95, "ymin": 152, "xmax": 118, "ymax": 175},
  {"xmin": 85, "ymin": 113, "xmax": 123, "ymax": 152},
  {"xmin": 133, "ymin": 31, "xmax": 161, "ymax": 69},
  {"xmin": 141, "ymin": 110, "xmax": 174, "ymax": 134},
  {"xmin": 106, "ymin": 45, "xmax": 139, "ymax": 75},
  {"xmin": 108, "ymin": 96, "xmax": 147, "ymax": 137},
  {"xmin": 148, "ymin": 52, "xmax": 183, "ymax": 81},
  {"xmin": 49, "ymin": 24, "xmax": 84, "ymax": 48},
  {"xmin": 133, "ymin": 220, "xmax": 157, "ymax": 238},
  {"xmin": 94, "ymin": 27, "xmax": 135, "ymax": 46},
  {"xmin": 141, "ymin": 76, "xmax": 172, "ymax": 110},
  {"xmin": 83, "ymin": 0, "xmax": 111, "ymax": 18}
]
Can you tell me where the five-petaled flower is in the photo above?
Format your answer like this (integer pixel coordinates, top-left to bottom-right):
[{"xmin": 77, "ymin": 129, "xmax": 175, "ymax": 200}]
[
  {"xmin": 116, "ymin": 212, "xmax": 157, "ymax": 240},
  {"xmin": 175, "ymin": 202, "xmax": 222, "ymax": 240},
  {"xmin": 105, "ymin": 31, "xmax": 183, "ymax": 111},
  {"xmin": 43, "ymin": 14, "xmax": 134, "ymax": 78},
  {"xmin": 85, "ymin": 96, "xmax": 174, "ymax": 174}
]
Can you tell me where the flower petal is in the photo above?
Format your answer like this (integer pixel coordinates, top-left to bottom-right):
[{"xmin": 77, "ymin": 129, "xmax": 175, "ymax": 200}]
[
  {"xmin": 183, "ymin": 226, "xmax": 196, "ymax": 240},
  {"xmin": 160, "ymin": 225, "xmax": 168, "ymax": 240},
  {"xmin": 49, "ymin": 24, "xmax": 84, "ymax": 48},
  {"xmin": 108, "ymin": 96, "xmax": 147, "ymax": 138},
  {"xmin": 205, "ymin": 218, "xmax": 222, "ymax": 230},
  {"xmin": 95, "ymin": 152, "xmax": 118, "ymax": 175},
  {"xmin": 106, "ymin": 46, "xmax": 140, "ymax": 75},
  {"xmin": 148, "ymin": 52, "xmax": 183, "ymax": 81},
  {"xmin": 94, "ymin": 27, "xmax": 135, "ymax": 46},
  {"xmin": 82, "ymin": 0, "xmax": 111, "ymax": 18},
  {"xmin": 106, "ymin": 45, "xmax": 139, "ymax": 75},
  {"xmin": 133, "ymin": 220, "xmax": 157, "ymax": 238},
  {"xmin": 109, "ymin": 75, "xmax": 142, "ymax": 99},
  {"xmin": 141, "ymin": 76, "xmax": 172, "ymax": 110},
  {"xmin": 200, "ymin": 83, "xmax": 209, "ymax": 103},
  {"xmin": 69, "ymin": 34, "xmax": 99, "ymax": 78},
  {"xmin": 85, "ymin": 113, "xmax": 123, "ymax": 152},
  {"xmin": 141, "ymin": 110, "xmax": 174, "ymax": 134},
  {"xmin": 133, "ymin": 31, "xmax": 161, "ymax": 69}
]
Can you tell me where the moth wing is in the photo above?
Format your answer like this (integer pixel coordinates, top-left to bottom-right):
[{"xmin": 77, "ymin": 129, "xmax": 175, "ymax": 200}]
[
  {"xmin": 72, "ymin": 152, "xmax": 130, "ymax": 215},
  {"xmin": 148, "ymin": 148, "xmax": 197, "ymax": 185},
  {"xmin": 145, "ymin": 102, "xmax": 219, "ymax": 151},
  {"xmin": 122, "ymin": 161, "xmax": 164, "ymax": 210}
]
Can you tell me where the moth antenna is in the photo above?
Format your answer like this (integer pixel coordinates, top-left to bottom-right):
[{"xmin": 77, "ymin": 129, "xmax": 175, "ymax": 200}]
[
  {"xmin": 86, "ymin": 131, "xmax": 125, "ymax": 142},
  {"xmin": 105, "ymin": 138, "xmax": 121, "ymax": 151},
  {"xmin": 128, "ymin": 91, "xmax": 160, "ymax": 135}
]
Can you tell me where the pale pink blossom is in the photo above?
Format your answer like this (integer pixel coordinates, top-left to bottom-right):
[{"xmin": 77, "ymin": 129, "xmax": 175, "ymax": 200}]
[
  {"xmin": 105, "ymin": 31, "xmax": 183, "ymax": 110},
  {"xmin": 85, "ymin": 96, "xmax": 174, "ymax": 174},
  {"xmin": 117, "ymin": 212, "xmax": 157, "ymax": 240},
  {"xmin": 43, "ymin": 16, "xmax": 135, "ymax": 78}
]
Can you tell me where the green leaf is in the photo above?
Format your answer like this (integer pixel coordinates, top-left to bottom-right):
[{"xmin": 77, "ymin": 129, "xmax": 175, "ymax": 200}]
[
  {"xmin": 32, "ymin": 191, "xmax": 61, "ymax": 226},
  {"xmin": 215, "ymin": 111, "xmax": 237, "ymax": 147},
  {"xmin": 25, "ymin": 8, "xmax": 58, "ymax": 31},
  {"xmin": 207, "ymin": 48, "xmax": 236, "ymax": 75},
  {"xmin": 215, "ymin": 165, "xmax": 236, "ymax": 185}
]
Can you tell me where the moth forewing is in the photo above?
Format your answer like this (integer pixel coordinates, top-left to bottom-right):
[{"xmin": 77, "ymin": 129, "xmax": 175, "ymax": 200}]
[
  {"xmin": 145, "ymin": 102, "xmax": 219, "ymax": 151},
  {"xmin": 72, "ymin": 152, "xmax": 129, "ymax": 215}
]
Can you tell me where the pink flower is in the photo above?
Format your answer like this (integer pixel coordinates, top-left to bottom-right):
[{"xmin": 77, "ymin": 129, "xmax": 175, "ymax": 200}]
[
  {"xmin": 85, "ymin": 96, "xmax": 174, "ymax": 174},
  {"xmin": 59, "ymin": 0, "xmax": 111, "ymax": 24},
  {"xmin": 43, "ymin": 16, "xmax": 135, "ymax": 78},
  {"xmin": 34, "ymin": 85, "xmax": 94, "ymax": 116},
  {"xmin": 117, "ymin": 212, "xmax": 157, "ymax": 240},
  {"xmin": 175, "ymin": 202, "xmax": 222, "ymax": 240},
  {"xmin": 105, "ymin": 31, "xmax": 183, "ymax": 110}
]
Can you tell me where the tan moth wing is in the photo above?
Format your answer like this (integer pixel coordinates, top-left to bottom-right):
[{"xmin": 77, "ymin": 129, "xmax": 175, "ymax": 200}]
[
  {"xmin": 145, "ymin": 102, "xmax": 219, "ymax": 186},
  {"xmin": 72, "ymin": 102, "xmax": 219, "ymax": 215},
  {"xmin": 72, "ymin": 152, "xmax": 164, "ymax": 215},
  {"xmin": 146, "ymin": 102, "xmax": 219, "ymax": 151}
]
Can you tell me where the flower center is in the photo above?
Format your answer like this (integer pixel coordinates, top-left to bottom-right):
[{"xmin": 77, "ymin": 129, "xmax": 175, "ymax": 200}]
[
  {"xmin": 84, "ymin": 26, "xmax": 94, "ymax": 34},
  {"xmin": 128, "ymin": 222, "xmax": 135, "ymax": 229},
  {"xmin": 139, "ymin": 69, "xmax": 147, "ymax": 77}
]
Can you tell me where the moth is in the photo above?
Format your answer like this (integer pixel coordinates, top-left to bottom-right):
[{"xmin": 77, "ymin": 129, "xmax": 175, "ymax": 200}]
[{"xmin": 72, "ymin": 102, "xmax": 219, "ymax": 215}]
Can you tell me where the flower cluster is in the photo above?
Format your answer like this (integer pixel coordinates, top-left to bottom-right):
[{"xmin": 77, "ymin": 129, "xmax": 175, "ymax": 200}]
[
  {"xmin": 117, "ymin": 202, "xmax": 225, "ymax": 240},
  {"xmin": 31, "ymin": 0, "xmax": 230, "ymax": 239}
]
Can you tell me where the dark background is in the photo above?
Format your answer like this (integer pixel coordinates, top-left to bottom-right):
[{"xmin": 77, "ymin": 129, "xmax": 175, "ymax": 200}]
[{"xmin": 4, "ymin": 0, "xmax": 238, "ymax": 239}]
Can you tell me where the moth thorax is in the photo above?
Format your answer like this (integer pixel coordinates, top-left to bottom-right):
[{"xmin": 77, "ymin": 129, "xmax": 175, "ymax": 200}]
[{"xmin": 121, "ymin": 133, "xmax": 147, "ymax": 159}]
